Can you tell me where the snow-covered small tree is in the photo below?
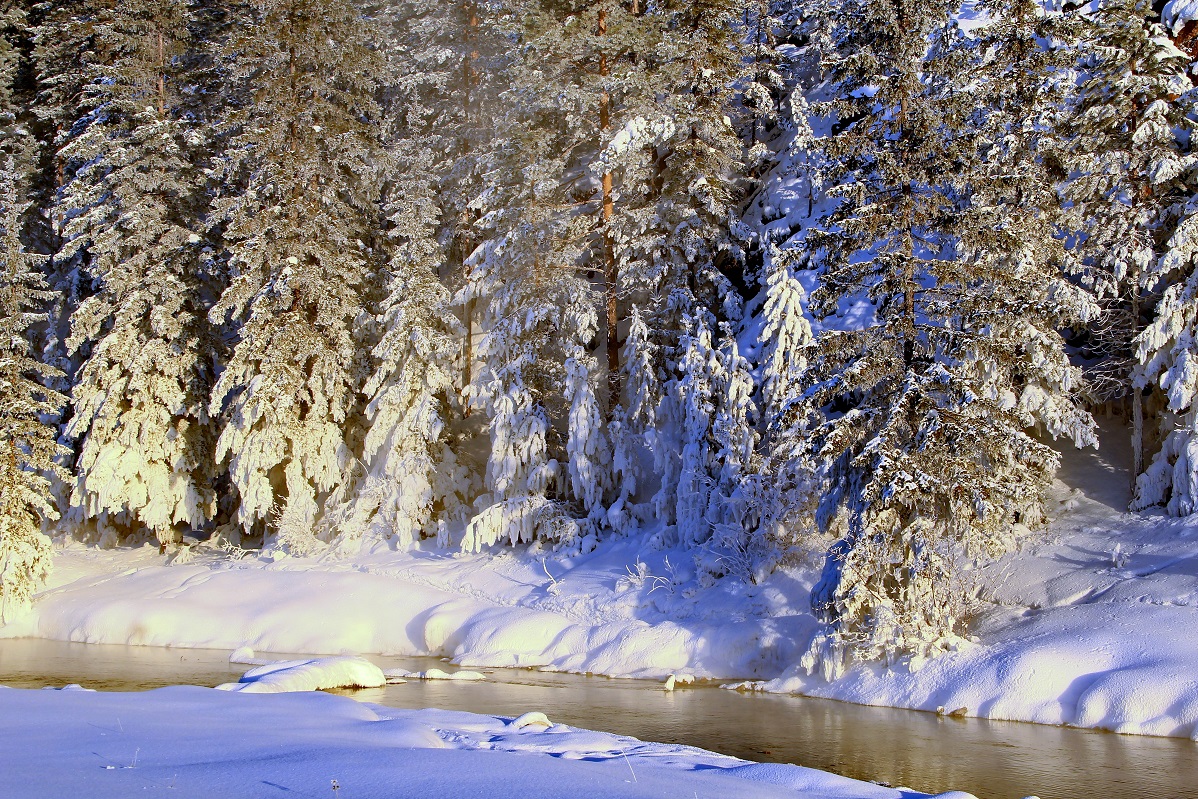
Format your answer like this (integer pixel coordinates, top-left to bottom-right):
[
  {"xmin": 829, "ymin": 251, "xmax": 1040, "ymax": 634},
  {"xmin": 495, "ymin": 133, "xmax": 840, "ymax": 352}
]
[
  {"xmin": 609, "ymin": 304, "xmax": 657, "ymax": 528},
  {"xmin": 323, "ymin": 174, "xmax": 466, "ymax": 548},
  {"xmin": 460, "ymin": 203, "xmax": 595, "ymax": 551},
  {"xmin": 758, "ymin": 245, "xmax": 812, "ymax": 427},
  {"xmin": 0, "ymin": 141, "xmax": 67, "ymax": 623},
  {"xmin": 674, "ymin": 314, "xmax": 719, "ymax": 547},
  {"xmin": 702, "ymin": 331, "xmax": 761, "ymax": 582},
  {"xmin": 564, "ymin": 344, "xmax": 611, "ymax": 533}
]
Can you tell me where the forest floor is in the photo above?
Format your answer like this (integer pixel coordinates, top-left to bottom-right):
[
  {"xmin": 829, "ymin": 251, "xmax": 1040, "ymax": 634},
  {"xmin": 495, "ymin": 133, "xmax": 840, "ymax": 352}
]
[{"xmin": 4, "ymin": 424, "xmax": 1198, "ymax": 747}]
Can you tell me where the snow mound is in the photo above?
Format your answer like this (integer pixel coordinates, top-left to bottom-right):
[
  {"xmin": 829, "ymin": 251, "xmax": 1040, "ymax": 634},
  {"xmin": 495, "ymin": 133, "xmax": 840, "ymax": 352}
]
[{"xmin": 216, "ymin": 656, "xmax": 385, "ymax": 693}]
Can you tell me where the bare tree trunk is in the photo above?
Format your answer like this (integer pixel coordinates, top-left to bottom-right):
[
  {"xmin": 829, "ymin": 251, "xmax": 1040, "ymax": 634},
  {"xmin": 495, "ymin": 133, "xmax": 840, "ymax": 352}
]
[
  {"xmin": 598, "ymin": 9, "xmax": 620, "ymax": 416},
  {"xmin": 460, "ymin": 1, "xmax": 480, "ymax": 418},
  {"xmin": 1131, "ymin": 264, "xmax": 1144, "ymax": 491}
]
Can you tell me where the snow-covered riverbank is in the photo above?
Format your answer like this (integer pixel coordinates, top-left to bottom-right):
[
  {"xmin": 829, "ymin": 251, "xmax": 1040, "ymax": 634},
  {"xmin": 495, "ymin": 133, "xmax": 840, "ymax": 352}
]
[
  {"xmin": 0, "ymin": 683, "xmax": 973, "ymax": 799},
  {"xmin": 5, "ymin": 430, "xmax": 1198, "ymax": 741}
]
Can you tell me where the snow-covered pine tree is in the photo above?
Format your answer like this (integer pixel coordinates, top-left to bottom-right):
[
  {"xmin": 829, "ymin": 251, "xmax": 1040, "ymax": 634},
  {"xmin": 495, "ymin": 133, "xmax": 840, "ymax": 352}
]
[
  {"xmin": 1063, "ymin": 0, "xmax": 1194, "ymax": 482},
  {"xmin": 1133, "ymin": 193, "xmax": 1198, "ymax": 515},
  {"xmin": 793, "ymin": 0, "xmax": 1095, "ymax": 672},
  {"xmin": 0, "ymin": 132, "xmax": 67, "ymax": 622},
  {"xmin": 208, "ymin": 0, "xmax": 387, "ymax": 551},
  {"xmin": 57, "ymin": 0, "xmax": 218, "ymax": 548}
]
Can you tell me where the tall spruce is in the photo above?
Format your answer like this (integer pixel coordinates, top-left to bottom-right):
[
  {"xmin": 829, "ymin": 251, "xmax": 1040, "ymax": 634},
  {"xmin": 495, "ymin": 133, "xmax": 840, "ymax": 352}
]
[
  {"xmin": 0, "ymin": 15, "xmax": 66, "ymax": 619},
  {"xmin": 792, "ymin": 0, "xmax": 1094, "ymax": 672},
  {"xmin": 58, "ymin": 0, "xmax": 218, "ymax": 547},
  {"xmin": 208, "ymin": 0, "xmax": 386, "ymax": 551},
  {"xmin": 1063, "ymin": 0, "xmax": 1194, "ymax": 485}
]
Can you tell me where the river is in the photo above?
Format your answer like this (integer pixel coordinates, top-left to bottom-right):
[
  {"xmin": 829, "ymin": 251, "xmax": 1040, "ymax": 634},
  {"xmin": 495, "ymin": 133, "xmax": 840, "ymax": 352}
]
[{"xmin": 1, "ymin": 638, "xmax": 1194, "ymax": 799}]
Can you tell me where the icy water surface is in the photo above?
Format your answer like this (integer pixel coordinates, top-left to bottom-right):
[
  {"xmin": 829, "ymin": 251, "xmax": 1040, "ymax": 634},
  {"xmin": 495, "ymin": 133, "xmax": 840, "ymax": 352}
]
[{"xmin": 1, "ymin": 638, "xmax": 1195, "ymax": 799}]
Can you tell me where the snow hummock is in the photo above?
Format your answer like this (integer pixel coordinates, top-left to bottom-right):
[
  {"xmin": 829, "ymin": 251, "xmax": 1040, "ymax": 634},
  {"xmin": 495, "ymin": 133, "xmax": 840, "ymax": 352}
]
[
  {"xmin": 1164, "ymin": 0, "xmax": 1198, "ymax": 35},
  {"xmin": 216, "ymin": 655, "xmax": 385, "ymax": 693},
  {"xmin": 0, "ymin": 685, "xmax": 970, "ymax": 799}
]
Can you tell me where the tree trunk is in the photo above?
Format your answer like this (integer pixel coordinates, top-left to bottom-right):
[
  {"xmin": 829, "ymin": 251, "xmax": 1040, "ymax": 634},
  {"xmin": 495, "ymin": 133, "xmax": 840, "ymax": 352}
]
[
  {"xmin": 460, "ymin": 1, "xmax": 480, "ymax": 418},
  {"xmin": 598, "ymin": 9, "xmax": 620, "ymax": 416}
]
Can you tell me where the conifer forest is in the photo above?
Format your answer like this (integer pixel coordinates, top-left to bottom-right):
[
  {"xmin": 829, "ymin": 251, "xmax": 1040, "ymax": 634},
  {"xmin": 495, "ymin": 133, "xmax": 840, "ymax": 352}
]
[{"xmin": 3, "ymin": 0, "xmax": 1198, "ymax": 675}]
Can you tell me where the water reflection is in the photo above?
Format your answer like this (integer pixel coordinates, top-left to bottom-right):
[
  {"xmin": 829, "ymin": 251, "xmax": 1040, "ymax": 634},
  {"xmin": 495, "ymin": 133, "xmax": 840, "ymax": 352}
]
[{"xmin": 2, "ymin": 639, "xmax": 1194, "ymax": 799}]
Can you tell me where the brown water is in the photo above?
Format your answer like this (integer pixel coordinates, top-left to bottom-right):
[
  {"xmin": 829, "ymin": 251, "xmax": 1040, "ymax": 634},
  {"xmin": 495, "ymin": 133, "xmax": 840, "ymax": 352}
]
[{"xmin": 1, "ymin": 638, "xmax": 1195, "ymax": 799}]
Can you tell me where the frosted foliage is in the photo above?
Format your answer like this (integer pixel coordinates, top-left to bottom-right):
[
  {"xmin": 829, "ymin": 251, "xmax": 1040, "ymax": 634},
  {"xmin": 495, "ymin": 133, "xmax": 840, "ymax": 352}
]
[
  {"xmin": 1134, "ymin": 207, "xmax": 1198, "ymax": 515},
  {"xmin": 0, "ymin": 146, "xmax": 64, "ymax": 622},
  {"xmin": 564, "ymin": 350, "xmax": 611, "ymax": 526},
  {"xmin": 759, "ymin": 250, "xmax": 812, "ymax": 422},
  {"xmin": 803, "ymin": 516, "xmax": 972, "ymax": 678},
  {"xmin": 213, "ymin": 361, "xmax": 350, "ymax": 540},
  {"xmin": 675, "ymin": 316, "xmax": 718, "ymax": 547},
  {"xmin": 66, "ymin": 296, "xmax": 213, "ymax": 535},
  {"xmin": 460, "ymin": 495, "xmax": 578, "ymax": 554},
  {"xmin": 1164, "ymin": 0, "xmax": 1198, "ymax": 33},
  {"xmin": 611, "ymin": 307, "xmax": 657, "ymax": 517},
  {"xmin": 0, "ymin": 497, "xmax": 53, "ymax": 625},
  {"xmin": 330, "ymin": 265, "xmax": 462, "ymax": 548}
]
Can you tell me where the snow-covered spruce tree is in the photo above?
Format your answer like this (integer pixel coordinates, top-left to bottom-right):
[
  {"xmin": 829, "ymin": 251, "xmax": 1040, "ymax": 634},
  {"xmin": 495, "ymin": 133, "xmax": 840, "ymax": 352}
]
[
  {"xmin": 0, "ymin": 138, "xmax": 67, "ymax": 623},
  {"xmin": 791, "ymin": 0, "xmax": 1094, "ymax": 672},
  {"xmin": 954, "ymin": 0, "xmax": 1099, "ymax": 456},
  {"xmin": 1133, "ymin": 193, "xmax": 1198, "ymax": 515},
  {"xmin": 1063, "ymin": 0, "xmax": 1194, "ymax": 482},
  {"xmin": 208, "ymin": 0, "xmax": 386, "ymax": 551},
  {"xmin": 460, "ymin": 207, "xmax": 598, "ymax": 551},
  {"xmin": 608, "ymin": 304, "xmax": 658, "ymax": 529},
  {"xmin": 27, "ymin": 0, "xmax": 115, "ymax": 383},
  {"xmin": 758, "ymin": 244, "xmax": 812, "ymax": 428},
  {"xmin": 57, "ymin": 0, "xmax": 219, "ymax": 548},
  {"xmin": 320, "ymin": 166, "xmax": 467, "ymax": 549},
  {"xmin": 673, "ymin": 313, "xmax": 718, "ymax": 547},
  {"xmin": 376, "ymin": 0, "xmax": 508, "ymax": 407},
  {"xmin": 318, "ymin": 0, "xmax": 503, "ymax": 549},
  {"xmin": 701, "ymin": 329, "xmax": 763, "ymax": 582}
]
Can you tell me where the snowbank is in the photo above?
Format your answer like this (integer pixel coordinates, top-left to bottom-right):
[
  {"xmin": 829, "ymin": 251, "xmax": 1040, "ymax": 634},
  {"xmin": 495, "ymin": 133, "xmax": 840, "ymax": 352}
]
[
  {"xmin": 216, "ymin": 655, "xmax": 385, "ymax": 693},
  {"xmin": 0, "ymin": 685, "xmax": 969, "ymax": 799}
]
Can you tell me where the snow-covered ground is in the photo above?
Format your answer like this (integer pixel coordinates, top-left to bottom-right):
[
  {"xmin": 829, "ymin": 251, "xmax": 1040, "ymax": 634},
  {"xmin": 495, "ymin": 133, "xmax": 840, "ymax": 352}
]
[
  {"xmin": 4, "ymin": 422, "xmax": 1198, "ymax": 742},
  {"xmin": 0, "ymin": 682, "xmax": 969, "ymax": 799}
]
